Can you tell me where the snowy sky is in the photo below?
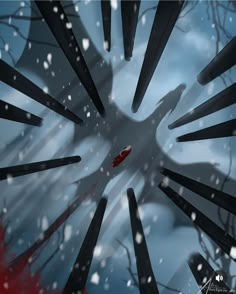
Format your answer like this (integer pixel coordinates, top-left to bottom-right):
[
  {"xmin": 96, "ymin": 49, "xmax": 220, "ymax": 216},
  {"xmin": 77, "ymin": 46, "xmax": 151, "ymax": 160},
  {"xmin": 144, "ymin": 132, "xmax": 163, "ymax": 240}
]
[{"xmin": 0, "ymin": 1, "xmax": 236, "ymax": 293}]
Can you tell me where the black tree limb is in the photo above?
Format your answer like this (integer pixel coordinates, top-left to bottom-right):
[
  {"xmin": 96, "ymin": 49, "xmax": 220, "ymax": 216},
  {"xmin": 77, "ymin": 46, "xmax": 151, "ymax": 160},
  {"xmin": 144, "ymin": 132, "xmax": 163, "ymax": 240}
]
[
  {"xmin": 0, "ymin": 59, "xmax": 83, "ymax": 124},
  {"xmin": 169, "ymin": 83, "xmax": 236, "ymax": 130},
  {"xmin": 0, "ymin": 156, "xmax": 81, "ymax": 180},
  {"xmin": 0, "ymin": 99, "xmax": 42, "ymax": 126},
  {"xmin": 159, "ymin": 183, "xmax": 236, "ymax": 262},
  {"xmin": 161, "ymin": 168, "xmax": 236, "ymax": 215},
  {"xmin": 101, "ymin": 0, "xmax": 111, "ymax": 52},
  {"xmin": 177, "ymin": 119, "xmax": 236, "ymax": 142},
  {"xmin": 132, "ymin": 0, "xmax": 185, "ymax": 112},
  {"xmin": 121, "ymin": 0, "xmax": 141, "ymax": 60},
  {"xmin": 35, "ymin": 0, "xmax": 105, "ymax": 117},
  {"xmin": 198, "ymin": 37, "xmax": 236, "ymax": 85},
  {"xmin": 63, "ymin": 197, "xmax": 107, "ymax": 293},
  {"xmin": 127, "ymin": 188, "xmax": 159, "ymax": 294}
]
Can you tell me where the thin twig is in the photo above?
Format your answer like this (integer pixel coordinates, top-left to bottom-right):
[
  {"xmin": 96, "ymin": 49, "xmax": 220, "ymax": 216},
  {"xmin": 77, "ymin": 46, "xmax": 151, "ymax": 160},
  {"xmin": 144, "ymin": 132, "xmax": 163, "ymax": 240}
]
[
  {"xmin": 0, "ymin": 20, "xmax": 59, "ymax": 48},
  {"xmin": 116, "ymin": 239, "xmax": 181, "ymax": 293}
]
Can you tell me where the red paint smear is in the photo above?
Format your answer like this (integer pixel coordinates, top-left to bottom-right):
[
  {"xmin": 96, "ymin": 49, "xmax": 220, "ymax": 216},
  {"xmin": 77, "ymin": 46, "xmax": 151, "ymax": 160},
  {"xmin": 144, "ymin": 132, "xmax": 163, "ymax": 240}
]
[
  {"xmin": 0, "ymin": 220, "xmax": 88, "ymax": 294},
  {"xmin": 112, "ymin": 145, "xmax": 132, "ymax": 167}
]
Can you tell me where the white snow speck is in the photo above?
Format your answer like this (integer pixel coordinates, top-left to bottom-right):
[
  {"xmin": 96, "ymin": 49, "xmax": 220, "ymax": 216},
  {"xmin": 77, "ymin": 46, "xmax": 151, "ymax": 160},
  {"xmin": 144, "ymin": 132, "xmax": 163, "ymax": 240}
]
[
  {"xmin": 207, "ymin": 82, "xmax": 214, "ymax": 95},
  {"xmin": 202, "ymin": 276, "xmax": 207, "ymax": 284},
  {"xmin": 4, "ymin": 44, "xmax": 9, "ymax": 52},
  {"xmin": 103, "ymin": 41, "xmax": 109, "ymax": 50},
  {"xmin": 18, "ymin": 238, "xmax": 24, "ymax": 245},
  {"xmin": 230, "ymin": 247, "xmax": 236, "ymax": 259},
  {"xmin": 87, "ymin": 112, "xmax": 90, "ymax": 117},
  {"xmin": 144, "ymin": 225, "xmax": 151, "ymax": 235},
  {"xmin": 94, "ymin": 245, "xmax": 102, "ymax": 257},
  {"xmin": 101, "ymin": 259, "xmax": 106, "ymax": 268},
  {"xmin": 7, "ymin": 174, "xmax": 13, "ymax": 184},
  {"xmin": 162, "ymin": 176, "xmax": 169, "ymax": 188},
  {"xmin": 47, "ymin": 53, "xmax": 52, "ymax": 64},
  {"xmin": 215, "ymin": 247, "xmax": 220, "ymax": 254},
  {"xmin": 141, "ymin": 15, "xmax": 146, "ymax": 25},
  {"xmin": 127, "ymin": 280, "xmax": 131, "ymax": 287},
  {"xmin": 64, "ymin": 224, "xmax": 72, "ymax": 242},
  {"xmin": 3, "ymin": 282, "xmax": 9, "ymax": 289},
  {"xmin": 52, "ymin": 282, "xmax": 57, "ymax": 289},
  {"xmin": 197, "ymin": 263, "xmax": 202, "ymax": 271},
  {"xmin": 111, "ymin": 0, "xmax": 118, "ymax": 10},
  {"xmin": 135, "ymin": 232, "xmax": 143, "ymax": 244},
  {"xmin": 42, "ymin": 216, "xmax": 49, "ymax": 231},
  {"xmin": 191, "ymin": 212, "xmax": 196, "ymax": 221},
  {"xmin": 43, "ymin": 86, "xmax": 49, "ymax": 94},
  {"xmin": 43, "ymin": 61, "xmax": 49, "ymax": 70},
  {"xmin": 91, "ymin": 272, "xmax": 100, "ymax": 285},
  {"xmin": 66, "ymin": 22, "xmax": 72, "ymax": 29},
  {"xmin": 82, "ymin": 38, "xmax": 90, "ymax": 51}
]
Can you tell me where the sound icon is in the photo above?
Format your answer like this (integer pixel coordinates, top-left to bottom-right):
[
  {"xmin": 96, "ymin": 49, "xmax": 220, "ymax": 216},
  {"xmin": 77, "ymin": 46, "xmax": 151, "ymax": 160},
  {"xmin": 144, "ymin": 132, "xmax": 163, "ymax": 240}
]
[{"xmin": 215, "ymin": 274, "xmax": 223, "ymax": 282}]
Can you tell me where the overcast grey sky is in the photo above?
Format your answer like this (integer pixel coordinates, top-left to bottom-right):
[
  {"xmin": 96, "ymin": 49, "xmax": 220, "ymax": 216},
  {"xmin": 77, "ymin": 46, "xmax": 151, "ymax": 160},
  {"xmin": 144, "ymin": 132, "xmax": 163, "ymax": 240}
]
[{"xmin": 0, "ymin": 1, "xmax": 236, "ymax": 293}]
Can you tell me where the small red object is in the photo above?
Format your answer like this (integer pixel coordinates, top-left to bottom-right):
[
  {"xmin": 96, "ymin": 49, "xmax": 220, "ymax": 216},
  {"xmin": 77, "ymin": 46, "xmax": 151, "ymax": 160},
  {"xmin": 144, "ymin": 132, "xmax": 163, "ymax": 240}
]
[{"xmin": 112, "ymin": 145, "xmax": 132, "ymax": 167}]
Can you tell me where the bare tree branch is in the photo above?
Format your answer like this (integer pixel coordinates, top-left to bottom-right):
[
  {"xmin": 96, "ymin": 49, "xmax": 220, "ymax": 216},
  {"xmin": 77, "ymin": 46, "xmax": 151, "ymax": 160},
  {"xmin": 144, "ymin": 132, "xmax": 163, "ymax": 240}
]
[
  {"xmin": 138, "ymin": 5, "xmax": 187, "ymax": 33},
  {"xmin": 36, "ymin": 204, "xmax": 70, "ymax": 272},
  {"xmin": 196, "ymin": 137, "xmax": 235, "ymax": 287},
  {"xmin": 116, "ymin": 239, "xmax": 139, "ymax": 287},
  {"xmin": 136, "ymin": 0, "xmax": 235, "ymax": 82},
  {"xmin": 0, "ymin": 20, "xmax": 60, "ymax": 48},
  {"xmin": 116, "ymin": 239, "xmax": 181, "ymax": 293},
  {"xmin": 0, "ymin": 0, "xmax": 81, "ymax": 60}
]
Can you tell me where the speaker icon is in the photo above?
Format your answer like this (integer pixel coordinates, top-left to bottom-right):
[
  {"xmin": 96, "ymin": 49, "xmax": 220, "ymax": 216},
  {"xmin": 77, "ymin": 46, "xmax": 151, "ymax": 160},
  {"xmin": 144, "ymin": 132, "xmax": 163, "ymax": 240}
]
[{"xmin": 215, "ymin": 274, "xmax": 223, "ymax": 282}]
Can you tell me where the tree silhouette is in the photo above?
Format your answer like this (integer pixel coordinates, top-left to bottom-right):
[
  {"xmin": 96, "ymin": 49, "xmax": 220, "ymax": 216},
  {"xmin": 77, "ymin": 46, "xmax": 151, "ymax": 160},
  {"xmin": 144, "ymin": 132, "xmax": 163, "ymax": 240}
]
[{"xmin": 0, "ymin": 0, "xmax": 235, "ymax": 292}]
